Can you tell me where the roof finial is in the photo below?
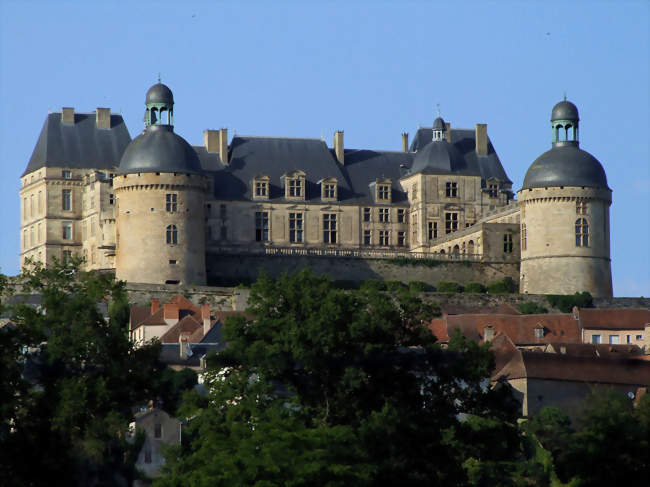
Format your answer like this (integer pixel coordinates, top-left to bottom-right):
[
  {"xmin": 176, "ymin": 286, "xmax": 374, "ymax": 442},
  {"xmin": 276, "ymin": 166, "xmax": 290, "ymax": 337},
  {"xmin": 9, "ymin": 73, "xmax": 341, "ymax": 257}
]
[
  {"xmin": 563, "ymin": 91, "xmax": 567, "ymax": 101},
  {"xmin": 158, "ymin": 72, "xmax": 162, "ymax": 83},
  {"xmin": 436, "ymin": 103, "xmax": 441, "ymax": 117}
]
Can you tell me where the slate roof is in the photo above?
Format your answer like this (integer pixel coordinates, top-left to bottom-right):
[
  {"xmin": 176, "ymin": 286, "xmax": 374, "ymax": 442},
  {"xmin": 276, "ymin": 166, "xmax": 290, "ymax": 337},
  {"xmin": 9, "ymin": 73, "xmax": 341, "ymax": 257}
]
[
  {"xmin": 159, "ymin": 343, "xmax": 226, "ymax": 367},
  {"xmin": 576, "ymin": 308, "xmax": 650, "ymax": 330},
  {"xmin": 23, "ymin": 112, "xmax": 131, "ymax": 176}
]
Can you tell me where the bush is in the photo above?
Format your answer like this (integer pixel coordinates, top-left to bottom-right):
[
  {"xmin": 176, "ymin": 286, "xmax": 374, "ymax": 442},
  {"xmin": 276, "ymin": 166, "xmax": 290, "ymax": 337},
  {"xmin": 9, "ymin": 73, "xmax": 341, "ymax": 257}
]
[
  {"xmin": 360, "ymin": 279, "xmax": 387, "ymax": 292},
  {"xmin": 518, "ymin": 302, "xmax": 548, "ymax": 314},
  {"xmin": 486, "ymin": 277, "xmax": 517, "ymax": 294},
  {"xmin": 408, "ymin": 280, "xmax": 430, "ymax": 292},
  {"xmin": 437, "ymin": 281, "xmax": 463, "ymax": 293},
  {"xmin": 546, "ymin": 292, "xmax": 593, "ymax": 313},
  {"xmin": 385, "ymin": 280, "xmax": 407, "ymax": 292},
  {"xmin": 464, "ymin": 282, "xmax": 487, "ymax": 293},
  {"xmin": 333, "ymin": 280, "xmax": 359, "ymax": 290}
]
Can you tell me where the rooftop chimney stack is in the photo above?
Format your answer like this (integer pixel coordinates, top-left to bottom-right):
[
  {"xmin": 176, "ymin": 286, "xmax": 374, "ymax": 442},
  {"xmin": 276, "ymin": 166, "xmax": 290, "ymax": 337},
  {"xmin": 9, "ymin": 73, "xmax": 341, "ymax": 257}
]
[
  {"xmin": 201, "ymin": 304, "xmax": 211, "ymax": 338},
  {"xmin": 61, "ymin": 107, "xmax": 75, "ymax": 125},
  {"xmin": 204, "ymin": 129, "xmax": 219, "ymax": 153},
  {"xmin": 179, "ymin": 333, "xmax": 190, "ymax": 359},
  {"xmin": 401, "ymin": 132, "xmax": 409, "ymax": 152},
  {"xmin": 219, "ymin": 128, "xmax": 229, "ymax": 164},
  {"xmin": 475, "ymin": 124, "xmax": 488, "ymax": 156},
  {"xmin": 96, "ymin": 108, "xmax": 111, "ymax": 129},
  {"xmin": 484, "ymin": 325, "xmax": 495, "ymax": 342},
  {"xmin": 334, "ymin": 130, "xmax": 344, "ymax": 164},
  {"xmin": 445, "ymin": 122, "xmax": 451, "ymax": 142}
]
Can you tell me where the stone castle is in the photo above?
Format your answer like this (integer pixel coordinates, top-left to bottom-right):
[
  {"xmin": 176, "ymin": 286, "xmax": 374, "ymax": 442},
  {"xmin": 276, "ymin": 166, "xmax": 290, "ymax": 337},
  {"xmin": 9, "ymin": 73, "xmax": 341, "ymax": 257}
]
[{"xmin": 19, "ymin": 83, "xmax": 612, "ymax": 297}]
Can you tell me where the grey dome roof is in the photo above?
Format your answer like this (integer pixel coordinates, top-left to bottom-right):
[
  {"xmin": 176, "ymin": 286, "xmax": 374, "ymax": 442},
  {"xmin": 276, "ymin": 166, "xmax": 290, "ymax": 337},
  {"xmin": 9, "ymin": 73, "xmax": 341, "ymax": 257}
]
[
  {"xmin": 145, "ymin": 83, "xmax": 174, "ymax": 105},
  {"xmin": 410, "ymin": 140, "xmax": 466, "ymax": 175},
  {"xmin": 433, "ymin": 117, "xmax": 446, "ymax": 130},
  {"xmin": 551, "ymin": 100, "xmax": 579, "ymax": 121},
  {"xmin": 522, "ymin": 145, "xmax": 608, "ymax": 190},
  {"xmin": 118, "ymin": 125, "xmax": 202, "ymax": 174}
]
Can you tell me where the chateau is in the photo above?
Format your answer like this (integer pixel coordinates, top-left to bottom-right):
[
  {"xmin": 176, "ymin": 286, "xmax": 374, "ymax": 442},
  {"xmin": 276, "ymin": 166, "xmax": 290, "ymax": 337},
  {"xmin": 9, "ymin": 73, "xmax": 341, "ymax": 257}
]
[{"xmin": 19, "ymin": 83, "xmax": 613, "ymax": 297}]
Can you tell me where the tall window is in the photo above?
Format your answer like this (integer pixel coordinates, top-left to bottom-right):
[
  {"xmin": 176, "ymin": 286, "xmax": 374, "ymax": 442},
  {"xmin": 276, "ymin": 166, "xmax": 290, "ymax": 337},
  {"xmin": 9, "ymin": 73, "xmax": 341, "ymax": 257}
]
[
  {"xmin": 30, "ymin": 226, "xmax": 34, "ymax": 246},
  {"xmin": 62, "ymin": 250, "xmax": 72, "ymax": 263},
  {"xmin": 62, "ymin": 222, "xmax": 72, "ymax": 240},
  {"xmin": 255, "ymin": 212, "xmax": 269, "ymax": 242},
  {"xmin": 166, "ymin": 225, "xmax": 178, "ymax": 244},
  {"xmin": 575, "ymin": 218, "xmax": 589, "ymax": 247},
  {"xmin": 220, "ymin": 204, "xmax": 227, "ymax": 219},
  {"xmin": 428, "ymin": 221, "xmax": 438, "ymax": 240},
  {"xmin": 255, "ymin": 181, "xmax": 268, "ymax": 197},
  {"xmin": 109, "ymin": 194, "xmax": 115, "ymax": 205},
  {"xmin": 379, "ymin": 230, "xmax": 389, "ymax": 246},
  {"xmin": 62, "ymin": 189, "xmax": 72, "ymax": 211},
  {"xmin": 38, "ymin": 223, "xmax": 42, "ymax": 243},
  {"xmin": 521, "ymin": 223, "xmax": 527, "ymax": 250},
  {"xmin": 363, "ymin": 208, "xmax": 371, "ymax": 222},
  {"xmin": 379, "ymin": 208, "xmax": 389, "ymax": 223},
  {"xmin": 166, "ymin": 193, "xmax": 177, "ymax": 212},
  {"xmin": 576, "ymin": 200, "xmax": 588, "ymax": 215},
  {"xmin": 445, "ymin": 212, "xmax": 458, "ymax": 233},
  {"xmin": 377, "ymin": 184, "xmax": 390, "ymax": 201},
  {"xmin": 323, "ymin": 183, "xmax": 337, "ymax": 199},
  {"xmin": 397, "ymin": 231, "xmax": 406, "ymax": 247},
  {"xmin": 289, "ymin": 213, "xmax": 303, "ymax": 243},
  {"xmin": 397, "ymin": 209, "xmax": 406, "ymax": 223},
  {"xmin": 503, "ymin": 234, "xmax": 513, "ymax": 253},
  {"xmin": 488, "ymin": 183, "xmax": 498, "ymax": 198},
  {"xmin": 591, "ymin": 334, "xmax": 601, "ymax": 344},
  {"xmin": 30, "ymin": 195, "xmax": 34, "ymax": 217},
  {"xmin": 363, "ymin": 230, "xmax": 371, "ymax": 245},
  {"xmin": 323, "ymin": 214, "xmax": 337, "ymax": 243},
  {"xmin": 445, "ymin": 182, "xmax": 458, "ymax": 197},
  {"xmin": 288, "ymin": 179, "xmax": 302, "ymax": 197}
]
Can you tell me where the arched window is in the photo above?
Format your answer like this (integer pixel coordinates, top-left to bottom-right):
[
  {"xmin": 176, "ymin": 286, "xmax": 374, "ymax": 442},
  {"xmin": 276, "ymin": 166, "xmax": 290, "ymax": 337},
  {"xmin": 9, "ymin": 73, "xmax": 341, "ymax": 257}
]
[
  {"xmin": 521, "ymin": 223, "xmax": 527, "ymax": 250},
  {"xmin": 468, "ymin": 240, "xmax": 475, "ymax": 255},
  {"xmin": 166, "ymin": 224, "xmax": 178, "ymax": 245},
  {"xmin": 575, "ymin": 218, "xmax": 588, "ymax": 247},
  {"xmin": 453, "ymin": 244, "xmax": 460, "ymax": 254}
]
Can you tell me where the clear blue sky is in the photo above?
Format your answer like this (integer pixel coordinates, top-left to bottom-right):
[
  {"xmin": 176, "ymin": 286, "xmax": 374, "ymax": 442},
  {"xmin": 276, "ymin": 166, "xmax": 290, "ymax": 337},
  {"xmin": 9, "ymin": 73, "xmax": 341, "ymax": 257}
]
[{"xmin": 1, "ymin": 0, "xmax": 648, "ymax": 296}]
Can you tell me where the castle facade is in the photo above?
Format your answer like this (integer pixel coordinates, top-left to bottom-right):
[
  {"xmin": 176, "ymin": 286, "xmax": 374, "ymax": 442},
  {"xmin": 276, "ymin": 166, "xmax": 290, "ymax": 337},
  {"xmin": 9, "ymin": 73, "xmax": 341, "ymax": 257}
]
[{"xmin": 19, "ymin": 84, "xmax": 612, "ymax": 297}]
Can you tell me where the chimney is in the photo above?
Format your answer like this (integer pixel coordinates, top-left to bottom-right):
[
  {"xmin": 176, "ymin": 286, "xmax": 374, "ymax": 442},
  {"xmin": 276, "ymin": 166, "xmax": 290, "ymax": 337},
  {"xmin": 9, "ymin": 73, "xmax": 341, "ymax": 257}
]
[
  {"xmin": 444, "ymin": 122, "xmax": 451, "ymax": 143},
  {"xmin": 61, "ymin": 107, "xmax": 75, "ymax": 124},
  {"xmin": 401, "ymin": 132, "xmax": 409, "ymax": 152},
  {"xmin": 572, "ymin": 305, "xmax": 579, "ymax": 320},
  {"xmin": 151, "ymin": 298, "xmax": 161, "ymax": 314},
  {"xmin": 484, "ymin": 325, "xmax": 494, "ymax": 342},
  {"xmin": 219, "ymin": 128, "xmax": 229, "ymax": 164},
  {"xmin": 475, "ymin": 124, "xmax": 488, "ymax": 156},
  {"xmin": 204, "ymin": 129, "xmax": 219, "ymax": 153},
  {"xmin": 179, "ymin": 332, "xmax": 191, "ymax": 359},
  {"xmin": 334, "ymin": 130, "xmax": 344, "ymax": 164},
  {"xmin": 201, "ymin": 304, "xmax": 211, "ymax": 338},
  {"xmin": 96, "ymin": 108, "xmax": 111, "ymax": 129},
  {"xmin": 163, "ymin": 303, "xmax": 179, "ymax": 325}
]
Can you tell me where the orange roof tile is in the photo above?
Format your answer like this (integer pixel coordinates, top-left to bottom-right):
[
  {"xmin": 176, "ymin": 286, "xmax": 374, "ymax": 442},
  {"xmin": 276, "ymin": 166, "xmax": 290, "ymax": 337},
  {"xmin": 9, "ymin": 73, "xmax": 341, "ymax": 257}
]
[{"xmin": 159, "ymin": 315, "xmax": 201, "ymax": 344}]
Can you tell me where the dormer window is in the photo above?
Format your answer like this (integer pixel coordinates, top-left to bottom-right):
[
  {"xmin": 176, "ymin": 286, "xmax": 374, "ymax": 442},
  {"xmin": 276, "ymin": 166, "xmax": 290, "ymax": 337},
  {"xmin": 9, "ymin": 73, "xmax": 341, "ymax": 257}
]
[
  {"xmin": 375, "ymin": 179, "xmax": 392, "ymax": 202},
  {"xmin": 535, "ymin": 326, "xmax": 544, "ymax": 339},
  {"xmin": 283, "ymin": 170, "xmax": 306, "ymax": 200},
  {"xmin": 319, "ymin": 178, "xmax": 338, "ymax": 201},
  {"xmin": 253, "ymin": 176, "xmax": 270, "ymax": 200}
]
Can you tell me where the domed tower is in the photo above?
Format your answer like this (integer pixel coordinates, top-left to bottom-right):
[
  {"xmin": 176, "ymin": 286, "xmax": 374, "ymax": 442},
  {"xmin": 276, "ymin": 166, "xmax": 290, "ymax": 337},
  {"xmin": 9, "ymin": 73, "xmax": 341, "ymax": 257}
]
[
  {"xmin": 518, "ymin": 99, "xmax": 612, "ymax": 297},
  {"xmin": 113, "ymin": 83, "xmax": 208, "ymax": 285}
]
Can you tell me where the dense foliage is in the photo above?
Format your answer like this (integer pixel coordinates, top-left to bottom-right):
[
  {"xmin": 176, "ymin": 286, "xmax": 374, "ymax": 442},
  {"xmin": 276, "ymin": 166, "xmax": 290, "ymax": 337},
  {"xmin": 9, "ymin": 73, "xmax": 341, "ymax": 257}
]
[
  {"xmin": 545, "ymin": 292, "xmax": 593, "ymax": 313},
  {"xmin": 486, "ymin": 277, "xmax": 518, "ymax": 294},
  {"xmin": 157, "ymin": 270, "xmax": 543, "ymax": 486},
  {"xmin": 518, "ymin": 302, "xmax": 548, "ymax": 314},
  {"xmin": 464, "ymin": 282, "xmax": 487, "ymax": 293}
]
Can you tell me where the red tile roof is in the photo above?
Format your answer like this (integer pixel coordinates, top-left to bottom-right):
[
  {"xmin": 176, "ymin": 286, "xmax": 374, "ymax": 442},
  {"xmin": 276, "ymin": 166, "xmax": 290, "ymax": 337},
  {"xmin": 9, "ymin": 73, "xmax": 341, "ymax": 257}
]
[
  {"xmin": 544, "ymin": 342, "xmax": 644, "ymax": 358},
  {"xmin": 577, "ymin": 308, "xmax": 650, "ymax": 330},
  {"xmin": 160, "ymin": 315, "xmax": 202, "ymax": 344}
]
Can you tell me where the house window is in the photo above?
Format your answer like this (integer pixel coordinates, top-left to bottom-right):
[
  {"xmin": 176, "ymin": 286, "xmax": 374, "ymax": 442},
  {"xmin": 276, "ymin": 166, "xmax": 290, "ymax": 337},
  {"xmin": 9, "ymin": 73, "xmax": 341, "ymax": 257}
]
[
  {"xmin": 428, "ymin": 221, "xmax": 438, "ymax": 240},
  {"xmin": 521, "ymin": 223, "xmax": 527, "ymax": 250},
  {"xmin": 503, "ymin": 234, "xmax": 513, "ymax": 253},
  {"xmin": 445, "ymin": 213, "xmax": 458, "ymax": 234},
  {"xmin": 626, "ymin": 335, "xmax": 631, "ymax": 344},
  {"xmin": 166, "ymin": 225, "xmax": 178, "ymax": 244},
  {"xmin": 591, "ymin": 334, "xmax": 601, "ymax": 344},
  {"xmin": 154, "ymin": 423, "xmax": 162, "ymax": 439},
  {"xmin": 323, "ymin": 214, "xmax": 337, "ymax": 243},
  {"xmin": 255, "ymin": 180, "xmax": 268, "ymax": 197},
  {"xmin": 397, "ymin": 231, "xmax": 406, "ymax": 247},
  {"xmin": 636, "ymin": 335, "xmax": 643, "ymax": 341},
  {"xmin": 377, "ymin": 184, "xmax": 390, "ymax": 201},
  {"xmin": 109, "ymin": 194, "xmax": 114, "ymax": 205},
  {"xmin": 288, "ymin": 179, "xmax": 302, "ymax": 197},
  {"xmin": 609, "ymin": 335, "xmax": 619, "ymax": 345},
  {"xmin": 363, "ymin": 208, "xmax": 371, "ymax": 222},
  {"xmin": 379, "ymin": 230, "xmax": 389, "ymax": 246},
  {"xmin": 575, "ymin": 218, "xmax": 589, "ymax": 247},
  {"xmin": 535, "ymin": 327, "xmax": 544, "ymax": 339},
  {"xmin": 220, "ymin": 204, "xmax": 227, "ymax": 219},
  {"xmin": 445, "ymin": 182, "xmax": 458, "ymax": 197},
  {"xmin": 363, "ymin": 230, "xmax": 371, "ymax": 245},
  {"xmin": 62, "ymin": 250, "xmax": 72, "ymax": 263},
  {"xmin": 289, "ymin": 212, "xmax": 303, "ymax": 243},
  {"xmin": 166, "ymin": 193, "xmax": 177, "ymax": 212},
  {"xmin": 397, "ymin": 209, "xmax": 405, "ymax": 223},
  {"xmin": 323, "ymin": 183, "xmax": 337, "ymax": 200},
  {"xmin": 255, "ymin": 212, "xmax": 269, "ymax": 242},
  {"xmin": 62, "ymin": 170, "xmax": 71, "ymax": 179},
  {"xmin": 62, "ymin": 189, "xmax": 72, "ymax": 211},
  {"xmin": 488, "ymin": 184, "xmax": 498, "ymax": 198},
  {"xmin": 576, "ymin": 200, "xmax": 588, "ymax": 215},
  {"xmin": 379, "ymin": 208, "xmax": 389, "ymax": 223},
  {"xmin": 62, "ymin": 222, "xmax": 73, "ymax": 240}
]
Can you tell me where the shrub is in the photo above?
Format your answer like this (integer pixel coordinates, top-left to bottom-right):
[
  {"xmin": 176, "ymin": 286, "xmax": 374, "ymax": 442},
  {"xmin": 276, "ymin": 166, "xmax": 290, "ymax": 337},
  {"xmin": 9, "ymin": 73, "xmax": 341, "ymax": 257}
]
[
  {"xmin": 546, "ymin": 292, "xmax": 593, "ymax": 313},
  {"xmin": 487, "ymin": 277, "xmax": 517, "ymax": 294},
  {"xmin": 385, "ymin": 280, "xmax": 407, "ymax": 292},
  {"xmin": 360, "ymin": 279, "xmax": 387, "ymax": 292},
  {"xmin": 519, "ymin": 302, "xmax": 548, "ymax": 314},
  {"xmin": 333, "ymin": 280, "xmax": 359, "ymax": 290},
  {"xmin": 464, "ymin": 282, "xmax": 487, "ymax": 293},
  {"xmin": 408, "ymin": 280, "xmax": 430, "ymax": 292},
  {"xmin": 437, "ymin": 281, "xmax": 463, "ymax": 293}
]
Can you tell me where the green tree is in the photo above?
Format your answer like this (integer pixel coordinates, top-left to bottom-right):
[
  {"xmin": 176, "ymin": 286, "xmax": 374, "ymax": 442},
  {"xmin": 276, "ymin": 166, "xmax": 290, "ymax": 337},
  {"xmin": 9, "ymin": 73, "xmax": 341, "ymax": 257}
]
[
  {"xmin": 158, "ymin": 270, "xmax": 530, "ymax": 486},
  {"xmin": 0, "ymin": 259, "xmax": 163, "ymax": 486}
]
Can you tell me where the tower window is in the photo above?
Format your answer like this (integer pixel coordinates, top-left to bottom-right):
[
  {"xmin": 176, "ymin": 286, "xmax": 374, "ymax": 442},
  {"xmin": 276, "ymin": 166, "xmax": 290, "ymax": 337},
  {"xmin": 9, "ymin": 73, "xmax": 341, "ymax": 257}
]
[
  {"xmin": 62, "ymin": 222, "xmax": 73, "ymax": 240},
  {"xmin": 255, "ymin": 211, "xmax": 269, "ymax": 242},
  {"xmin": 503, "ymin": 234, "xmax": 513, "ymax": 253},
  {"xmin": 521, "ymin": 223, "xmax": 527, "ymax": 250},
  {"xmin": 62, "ymin": 189, "xmax": 72, "ymax": 211},
  {"xmin": 488, "ymin": 184, "xmax": 498, "ymax": 198},
  {"xmin": 575, "ymin": 218, "xmax": 589, "ymax": 247},
  {"xmin": 397, "ymin": 209, "xmax": 406, "ymax": 223},
  {"xmin": 379, "ymin": 208, "xmax": 390, "ymax": 223},
  {"xmin": 109, "ymin": 194, "xmax": 115, "ymax": 205},
  {"xmin": 289, "ymin": 212, "xmax": 303, "ymax": 243},
  {"xmin": 166, "ymin": 194, "xmax": 177, "ymax": 212},
  {"xmin": 576, "ymin": 200, "xmax": 588, "ymax": 215},
  {"xmin": 445, "ymin": 182, "xmax": 458, "ymax": 197},
  {"xmin": 323, "ymin": 214, "xmax": 337, "ymax": 243},
  {"xmin": 445, "ymin": 213, "xmax": 458, "ymax": 233},
  {"xmin": 166, "ymin": 224, "xmax": 178, "ymax": 245}
]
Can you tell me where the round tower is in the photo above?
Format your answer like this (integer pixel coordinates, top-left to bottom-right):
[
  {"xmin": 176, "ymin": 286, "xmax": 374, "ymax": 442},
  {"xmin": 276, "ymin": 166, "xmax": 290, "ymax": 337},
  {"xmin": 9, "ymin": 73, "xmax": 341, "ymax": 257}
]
[
  {"xmin": 518, "ymin": 99, "xmax": 612, "ymax": 297},
  {"xmin": 114, "ymin": 83, "xmax": 207, "ymax": 285}
]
